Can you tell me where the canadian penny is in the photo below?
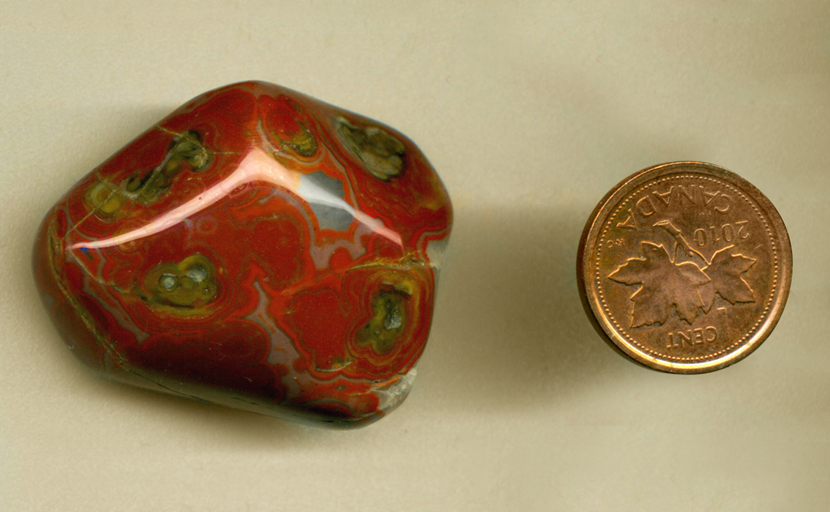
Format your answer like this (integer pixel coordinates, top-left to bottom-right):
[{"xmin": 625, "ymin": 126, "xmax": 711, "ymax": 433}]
[{"xmin": 578, "ymin": 162, "xmax": 792, "ymax": 373}]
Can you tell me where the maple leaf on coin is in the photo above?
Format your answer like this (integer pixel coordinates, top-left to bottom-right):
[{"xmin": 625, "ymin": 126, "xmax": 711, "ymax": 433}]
[
  {"xmin": 609, "ymin": 242, "xmax": 710, "ymax": 327},
  {"xmin": 704, "ymin": 246, "xmax": 756, "ymax": 305}
]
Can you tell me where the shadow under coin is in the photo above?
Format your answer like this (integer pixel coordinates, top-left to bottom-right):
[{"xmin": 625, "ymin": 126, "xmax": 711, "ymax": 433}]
[{"xmin": 420, "ymin": 202, "xmax": 631, "ymax": 413}]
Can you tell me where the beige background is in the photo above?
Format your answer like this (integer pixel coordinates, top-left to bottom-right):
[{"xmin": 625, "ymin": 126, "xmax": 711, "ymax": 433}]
[{"xmin": 1, "ymin": 1, "xmax": 828, "ymax": 510}]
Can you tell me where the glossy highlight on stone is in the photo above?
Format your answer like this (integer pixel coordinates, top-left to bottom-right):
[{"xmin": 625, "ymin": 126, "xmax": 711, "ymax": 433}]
[{"xmin": 33, "ymin": 81, "xmax": 452, "ymax": 427}]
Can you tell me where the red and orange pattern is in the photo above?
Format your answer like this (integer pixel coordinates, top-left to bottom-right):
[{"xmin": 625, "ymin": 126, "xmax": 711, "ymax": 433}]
[{"xmin": 33, "ymin": 81, "xmax": 452, "ymax": 427}]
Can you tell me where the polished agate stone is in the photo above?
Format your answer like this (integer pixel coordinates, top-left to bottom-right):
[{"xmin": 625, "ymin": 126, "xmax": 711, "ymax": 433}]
[{"xmin": 33, "ymin": 81, "xmax": 452, "ymax": 428}]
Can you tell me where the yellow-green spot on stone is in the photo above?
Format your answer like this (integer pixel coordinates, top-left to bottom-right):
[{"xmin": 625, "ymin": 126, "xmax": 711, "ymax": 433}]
[
  {"xmin": 169, "ymin": 131, "xmax": 211, "ymax": 170},
  {"xmin": 287, "ymin": 127, "xmax": 318, "ymax": 157},
  {"xmin": 123, "ymin": 130, "xmax": 213, "ymax": 204},
  {"xmin": 143, "ymin": 254, "xmax": 218, "ymax": 312},
  {"xmin": 136, "ymin": 168, "xmax": 175, "ymax": 202},
  {"xmin": 357, "ymin": 290, "xmax": 409, "ymax": 354},
  {"xmin": 337, "ymin": 119, "xmax": 405, "ymax": 181},
  {"xmin": 85, "ymin": 181, "xmax": 124, "ymax": 217}
]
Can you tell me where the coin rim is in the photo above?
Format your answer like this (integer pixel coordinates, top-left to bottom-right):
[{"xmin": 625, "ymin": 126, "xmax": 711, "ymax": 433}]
[{"xmin": 577, "ymin": 161, "xmax": 793, "ymax": 374}]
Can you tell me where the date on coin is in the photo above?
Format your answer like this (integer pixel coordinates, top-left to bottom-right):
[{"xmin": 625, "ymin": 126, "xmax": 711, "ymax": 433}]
[{"xmin": 578, "ymin": 162, "xmax": 792, "ymax": 373}]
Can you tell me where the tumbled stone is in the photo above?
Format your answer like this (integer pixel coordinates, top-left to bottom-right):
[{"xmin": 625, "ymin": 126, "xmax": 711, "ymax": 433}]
[{"xmin": 33, "ymin": 81, "xmax": 452, "ymax": 428}]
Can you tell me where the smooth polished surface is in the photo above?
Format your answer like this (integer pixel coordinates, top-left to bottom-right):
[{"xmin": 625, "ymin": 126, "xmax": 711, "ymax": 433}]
[
  {"xmin": 2, "ymin": 2, "xmax": 829, "ymax": 511},
  {"xmin": 32, "ymin": 81, "xmax": 451, "ymax": 427}
]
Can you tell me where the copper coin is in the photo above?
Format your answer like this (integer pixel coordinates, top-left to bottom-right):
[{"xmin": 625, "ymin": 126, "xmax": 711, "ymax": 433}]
[{"xmin": 578, "ymin": 162, "xmax": 792, "ymax": 373}]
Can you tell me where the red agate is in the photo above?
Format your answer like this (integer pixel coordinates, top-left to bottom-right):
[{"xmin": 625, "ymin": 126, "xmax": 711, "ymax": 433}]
[{"xmin": 33, "ymin": 81, "xmax": 452, "ymax": 428}]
